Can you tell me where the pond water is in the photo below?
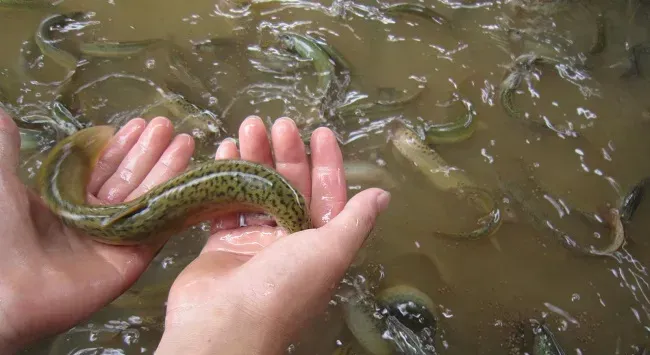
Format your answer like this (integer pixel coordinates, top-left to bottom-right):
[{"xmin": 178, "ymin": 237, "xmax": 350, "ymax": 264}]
[{"xmin": 4, "ymin": 0, "xmax": 650, "ymax": 353}]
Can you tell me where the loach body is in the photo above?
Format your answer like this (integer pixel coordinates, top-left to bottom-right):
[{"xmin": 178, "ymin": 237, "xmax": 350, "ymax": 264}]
[
  {"xmin": 336, "ymin": 87, "xmax": 425, "ymax": 117},
  {"xmin": 35, "ymin": 12, "xmax": 84, "ymax": 71},
  {"xmin": 499, "ymin": 176, "xmax": 624, "ymax": 256},
  {"xmin": 382, "ymin": 3, "xmax": 450, "ymax": 27},
  {"xmin": 532, "ymin": 322, "xmax": 565, "ymax": 355},
  {"xmin": 390, "ymin": 124, "xmax": 502, "ymax": 239},
  {"xmin": 424, "ymin": 106, "xmax": 476, "ymax": 145},
  {"xmin": 342, "ymin": 285, "xmax": 438, "ymax": 355},
  {"xmin": 38, "ymin": 126, "xmax": 312, "ymax": 245},
  {"xmin": 79, "ymin": 39, "xmax": 166, "ymax": 58},
  {"xmin": 620, "ymin": 177, "xmax": 649, "ymax": 223},
  {"xmin": 278, "ymin": 32, "xmax": 334, "ymax": 97},
  {"xmin": 589, "ymin": 13, "xmax": 606, "ymax": 55}
]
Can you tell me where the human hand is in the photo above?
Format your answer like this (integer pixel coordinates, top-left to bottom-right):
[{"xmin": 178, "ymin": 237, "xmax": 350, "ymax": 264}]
[
  {"xmin": 156, "ymin": 116, "xmax": 391, "ymax": 355},
  {"xmin": 0, "ymin": 111, "xmax": 195, "ymax": 352}
]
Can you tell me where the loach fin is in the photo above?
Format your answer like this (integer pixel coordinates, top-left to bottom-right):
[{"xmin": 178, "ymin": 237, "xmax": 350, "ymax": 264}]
[{"xmin": 102, "ymin": 200, "xmax": 148, "ymax": 227}]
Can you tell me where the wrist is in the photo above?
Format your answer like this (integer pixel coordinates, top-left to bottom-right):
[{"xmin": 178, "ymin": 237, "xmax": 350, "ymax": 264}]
[
  {"xmin": 156, "ymin": 305, "xmax": 290, "ymax": 355},
  {"xmin": 156, "ymin": 324, "xmax": 287, "ymax": 355}
]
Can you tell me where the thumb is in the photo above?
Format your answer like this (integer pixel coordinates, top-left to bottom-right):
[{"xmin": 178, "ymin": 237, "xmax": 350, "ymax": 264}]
[
  {"xmin": 0, "ymin": 108, "xmax": 20, "ymax": 172},
  {"xmin": 238, "ymin": 187, "xmax": 390, "ymax": 329}
]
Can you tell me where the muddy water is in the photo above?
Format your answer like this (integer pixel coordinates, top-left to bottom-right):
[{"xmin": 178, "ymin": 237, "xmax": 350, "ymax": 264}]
[{"xmin": 4, "ymin": 0, "xmax": 650, "ymax": 353}]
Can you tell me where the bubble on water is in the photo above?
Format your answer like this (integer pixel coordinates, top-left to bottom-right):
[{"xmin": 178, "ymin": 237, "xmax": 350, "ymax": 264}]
[
  {"xmin": 577, "ymin": 107, "xmax": 597, "ymax": 120},
  {"xmin": 409, "ymin": 75, "xmax": 428, "ymax": 83},
  {"xmin": 481, "ymin": 148, "xmax": 494, "ymax": 164},
  {"xmin": 441, "ymin": 307, "xmax": 454, "ymax": 318},
  {"xmin": 571, "ymin": 293, "xmax": 580, "ymax": 302},
  {"xmin": 632, "ymin": 307, "xmax": 642, "ymax": 323},
  {"xmin": 161, "ymin": 256, "xmax": 175, "ymax": 269},
  {"xmin": 121, "ymin": 328, "xmax": 140, "ymax": 345},
  {"xmin": 145, "ymin": 59, "xmax": 156, "ymax": 69}
]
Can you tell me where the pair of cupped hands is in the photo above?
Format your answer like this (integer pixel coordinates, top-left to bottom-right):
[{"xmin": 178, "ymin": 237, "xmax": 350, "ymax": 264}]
[{"xmin": 0, "ymin": 109, "xmax": 390, "ymax": 354}]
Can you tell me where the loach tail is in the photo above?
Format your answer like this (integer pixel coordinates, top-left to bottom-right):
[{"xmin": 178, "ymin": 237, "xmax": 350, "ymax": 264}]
[{"xmin": 38, "ymin": 125, "xmax": 115, "ymax": 206}]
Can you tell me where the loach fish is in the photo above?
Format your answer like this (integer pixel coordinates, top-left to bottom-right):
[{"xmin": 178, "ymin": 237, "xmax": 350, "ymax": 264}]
[
  {"xmin": 343, "ymin": 161, "xmax": 398, "ymax": 190},
  {"xmin": 79, "ymin": 39, "xmax": 166, "ymax": 58},
  {"xmin": 35, "ymin": 12, "xmax": 85, "ymax": 72},
  {"xmin": 37, "ymin": 125, "xmax": 312, "ymax": 245},
  {"xmin": 278, "ymin": 32, "xmax": 335, "ymax": 98},
  {"xmin": 423, "ymin": 103, "xmax": 477, "ymax": 145},
  {"xmin": 382, "ymin": 3, "xmax": 450, "ymax": 27},
  {"xmin": 336, "ymin": 87, "xmax": 426, "ymax": 117},
  {"xmin": 532, "ymin": 322, "xmax": 566, "ymax": 355},
  {"xmin": 499, "ymin": 56, "xmax": 574, "ymax": 136},
  {"xmin": 390, "ymin": 124, "xmax": 502, "ymax": 239},
  {"xmin": 589, "ymin": 13, "xmax": 606, "ymax": 55},
  {"xmin": 19, "ymin": 127, "xmax": 43, "ymax": 151},
  {"xmin": 619, "ymin": 177, "xmax": 649, "ymax": 223},
  {"xmin": 499, "ymin": 175, "xmax": 625, "ymax": 257}
]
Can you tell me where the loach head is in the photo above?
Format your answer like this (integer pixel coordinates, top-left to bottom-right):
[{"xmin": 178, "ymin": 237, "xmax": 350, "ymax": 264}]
[
  {"xmin": 37, "ymin": 125, "xmax": 115, "ymax": 204},
  {"xmin": 277, "ymin": 33, "xmax": 295, "ymax": 52}
]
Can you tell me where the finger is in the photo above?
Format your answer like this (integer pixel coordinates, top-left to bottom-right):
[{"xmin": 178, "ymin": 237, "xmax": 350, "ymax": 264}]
[
  {"xmin": 271, "ymin": 117, "xmax": 311, "ymax": 205},
  {"xmin": 212, "ymin": 138, "xmax": 241, "ymax": 230},
  {"xmin": 215, "ymin": 138, "xmax": 240, "ymax": 160},
  {"xmin": 0, "ymin": 108, "xmax": 20, "ymax": 172},
  {"xmin": 238, "ymin": 189, "xmax": 390, "ymax": 329},
  {"xmin": 87, "ymin": 118, "xmax": 147, "ymax": 195},
  {"xmin": 96, "ymin": 117, "xmax": 174, "ymax": 204},
  {"xmin": 239, "ymin": 116, "xmax": 274, "ymax": 168},
  {"xmin": 125, "ymin": 133, "xmax": 195, "ymax": 201},
  {"xmin": 309, "ymin": 127, "xmax": 347, "ymax": 227}
]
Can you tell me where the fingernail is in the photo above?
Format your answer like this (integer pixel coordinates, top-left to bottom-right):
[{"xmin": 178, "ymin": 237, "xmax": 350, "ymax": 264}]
[
  {"xmin": 245, "ymin": 115, "xmax": 262, "ymax": 123},
  {"xmin": 376, "ymin": 190, "xmax": 391, "ymax": 212},
  {"xmin": 224, "ymin": 137, "xmax": 238, "ymax": 146},
  {"xmin": 150, "ymin": 116, "xmax": 171, "ymax": 128},
  {"xmin": 311, "ymin": 128, "xmax": 336, "ymax": 152},
  {"xmin": 276, "ymin": 117, "xmax": 296, "ymax": 127}
]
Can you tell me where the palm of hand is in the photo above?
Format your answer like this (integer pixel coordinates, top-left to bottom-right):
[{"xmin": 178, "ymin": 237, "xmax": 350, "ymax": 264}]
[
  {"xmin": 0, "ymin": 117, "xmax": 194, "ymax": 348},
  {"xmin": 0, "ymin": 113, "xmax": 349, "ymax": 350}
]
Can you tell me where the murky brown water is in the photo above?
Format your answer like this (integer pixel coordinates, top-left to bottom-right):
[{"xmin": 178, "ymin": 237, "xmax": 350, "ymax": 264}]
[{"xmin": 4, "ymin": 0, "xmax": 650, "ymax": 353}]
